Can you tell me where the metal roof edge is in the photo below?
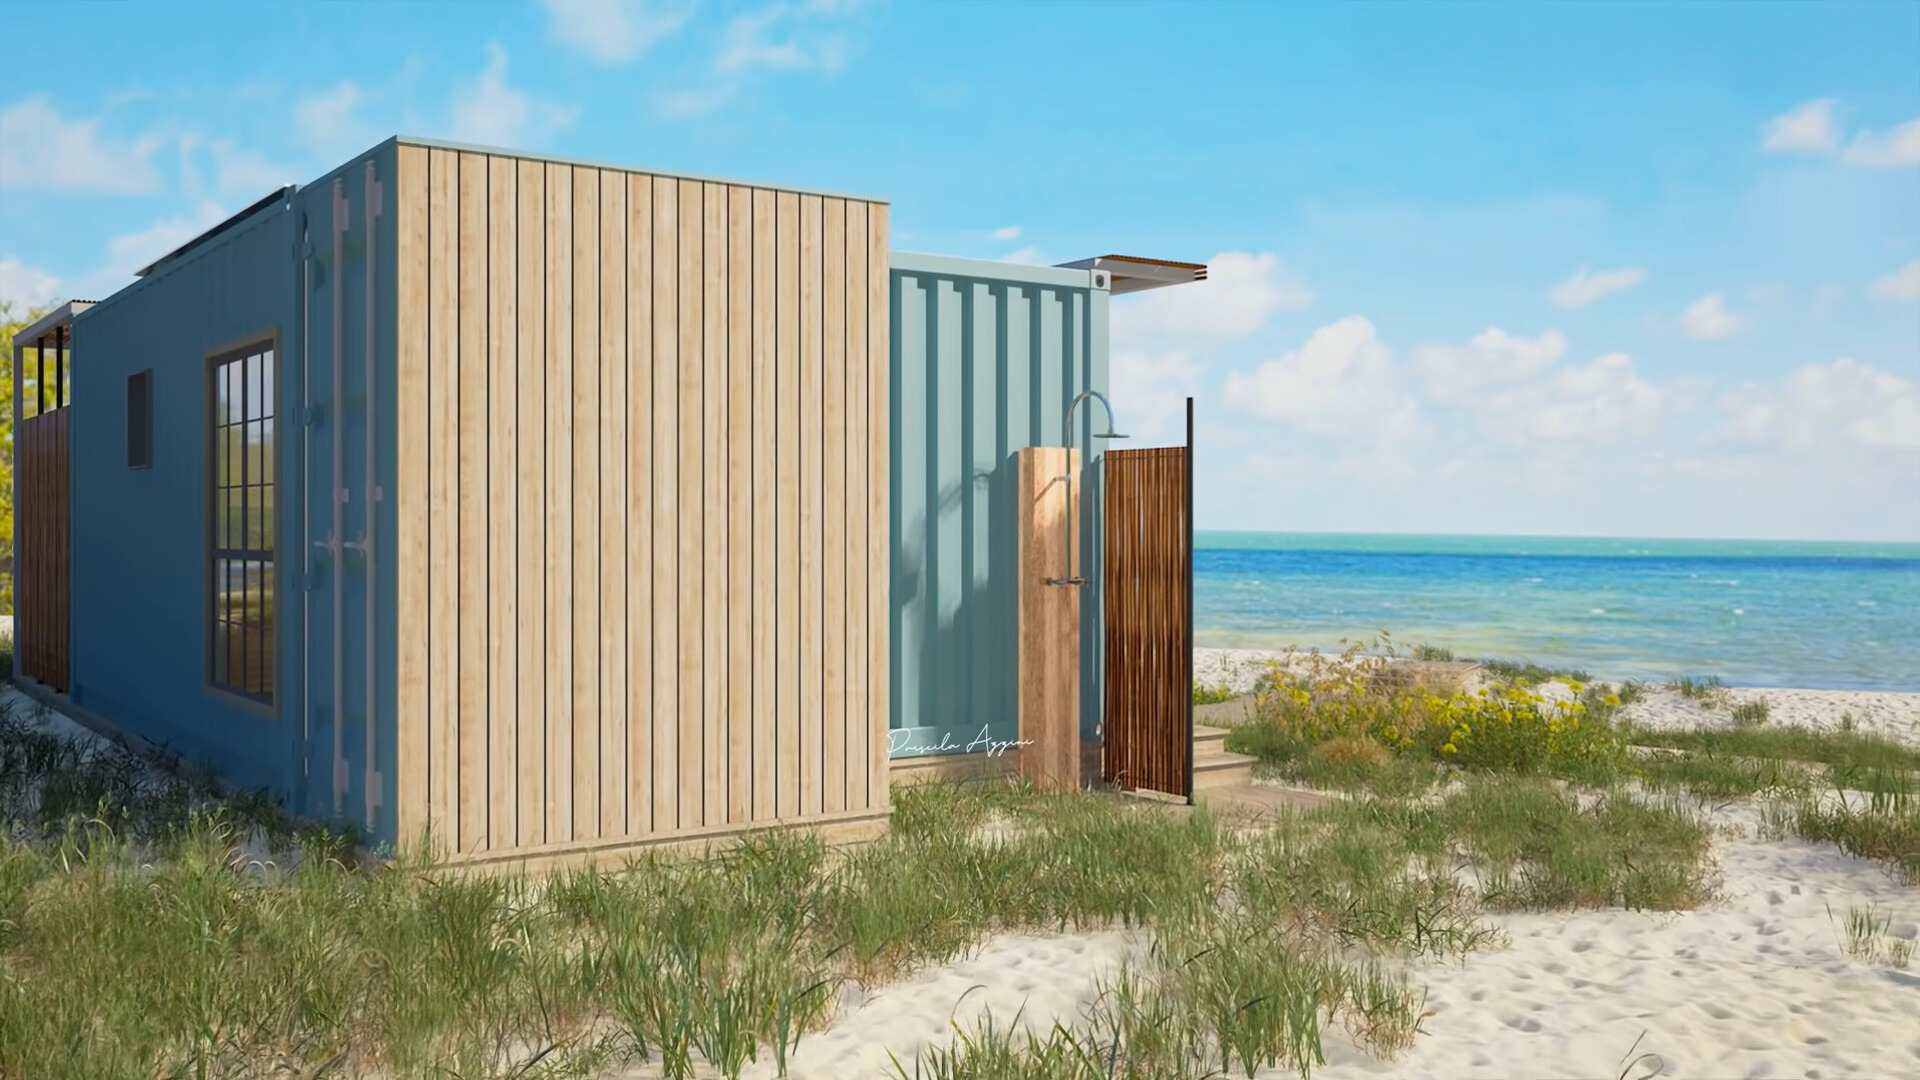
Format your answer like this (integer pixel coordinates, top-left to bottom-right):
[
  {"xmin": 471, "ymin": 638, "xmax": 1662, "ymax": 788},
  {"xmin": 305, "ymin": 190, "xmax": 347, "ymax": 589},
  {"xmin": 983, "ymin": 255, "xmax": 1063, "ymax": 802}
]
[
  {"xmin": 135, "ymin": 185, "xmax": 298, "ymax": 279},
  {"xmin": 82, "ymin": 195, "xmax": 296, "ymax": 318},
  {"xmin": 889, "ymin": 250, "xmax": 1099, "ymax": 290},
  {"xmin": 10, "ymin": 300, "xmax": 96, "ymax": 351},
  {"xmin": 393, "ymin": 135, "xmax": 890, "ymax": 205}
]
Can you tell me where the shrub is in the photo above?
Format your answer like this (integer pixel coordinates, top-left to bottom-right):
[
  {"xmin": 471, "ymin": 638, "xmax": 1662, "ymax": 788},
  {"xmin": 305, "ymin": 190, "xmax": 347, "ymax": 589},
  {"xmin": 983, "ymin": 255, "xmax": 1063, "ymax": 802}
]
[
  {"xmin": 1252, "ymin": 665, "xmax": 1628, "ymax": 783},
  {"xmin": 1191, "ymin": 682, "xmax": 1235, "ymax": 706}
]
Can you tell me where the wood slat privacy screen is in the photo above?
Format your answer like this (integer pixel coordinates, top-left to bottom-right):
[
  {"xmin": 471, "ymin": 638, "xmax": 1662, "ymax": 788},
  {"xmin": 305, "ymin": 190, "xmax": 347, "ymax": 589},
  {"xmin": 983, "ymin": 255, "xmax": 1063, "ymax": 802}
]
[
  {"xmin": 390, "ymin": 146, "xmax": 890, "ymax": 862},
  {"xmin": 1100, "ymin": 409, "xmax": 1192, "ymax": 800},
  {"xmin": 17, "ymin": 409, "xmax": 71, "ymax": 691}
]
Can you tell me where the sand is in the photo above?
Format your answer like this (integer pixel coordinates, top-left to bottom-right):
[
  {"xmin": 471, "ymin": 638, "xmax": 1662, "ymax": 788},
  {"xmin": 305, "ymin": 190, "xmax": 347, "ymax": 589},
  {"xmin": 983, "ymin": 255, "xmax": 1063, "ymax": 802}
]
[
  {"xmin": 604, "ymin": 800, "xmax": 1913, "ymax": 1079},
  {"xmin": 731, "ymin": 656, "xmax": 1920, "ymax": 1077},
  {"xmin": 1314, "ymin": 801, "xmax": 1920, "ymax": 1080},
  {"xmin": 1619, "ymin": 685, "xmax": 1920, "ymax": 750},
  {"xmin": 9, "ymin": 645, "xmax": 1918, "ymax": 1077}
]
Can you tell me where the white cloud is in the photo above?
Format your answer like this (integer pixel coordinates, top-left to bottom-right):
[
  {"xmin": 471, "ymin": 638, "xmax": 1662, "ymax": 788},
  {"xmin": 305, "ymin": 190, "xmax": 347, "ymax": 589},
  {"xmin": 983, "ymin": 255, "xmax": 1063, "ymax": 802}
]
[
  {"xmin": 1548, "ymin": 265, "xmax": 1646, "ymax": 308},
  {"xmin": 448, "ymin": 45, "xmax": 578, "ymax": 147},
  {"xmin": 991, "ymin": 225, "xmax": 1021, "ymax": 241},
  {"xmin": 658, "ymin": 86, "xmax": 738, "ymax": 118},
  {"xmin": 1111, "ymin": 348, "xmax": 1204, "ymax": 439},
  {"xmin": 663, "ymin": 0, "xmax": 867, "ymax": 116},
  {"xmin": 717, "ymin": 2, "xmax": 853, "ymax": 74},
  {"xmin": 1412, "ymin": 327, "xmax": 1567, "ymax": 406},
  {"xmin": 101, "ymin": 200, "xmax": 229, "ymax": 280},
  {"xmin": 1222, "ymin": 316, "xmax": 1419, "ymax": 439},
  {"xmin": 1486, "ymin": 352, "xmax": 1665, "ymax": 444},
  {"xmin": 207, "ymin": 141, "xmax": 295, "ymax": 200},
  {"xmin": 1869, "ymin": 259, "xmax": 1920, "ymax": 301},
  {"xmin": 1810, "ymin": 282, "xmax": 1846, "ymax": 320},
  {"xmin": 1760, "ymin": 98, "xmax": 1920, "ymax": 168},
  {"xmin": 1111, "ymin": 251, "xmax": 1313, "ymax": 343},
  {"xmin": 1679, "ymin": 293, "xmax": 1745, "ymax": 339},
  {"xmin": 0, "ymin": 258, "xmax": 63, "ymax": 309},
  {"xmin": 1719, "ymin": 359, "xmax": 1920, "ymax": 452},
  {"xmin": 296, "ymin": 81, "xmax": 374, "ymax": 159},
  {"xmin": 1842, "ymin": 118, "xmax": 1920, "ymax": 168},
  {"xmin": 0, "ymin": 95, "xmax": 165, "ymax": 192},
  {"xmin": 1000, "ymin": 246, "xmax": 1045, "ymax": 266},
  {"xmin": 1762, "ymin": 98, "xmax": 1839, "ymax": 155},
  {"xmin": 544, "ymin": 0, "xmax": 692, "ymax": 65}
]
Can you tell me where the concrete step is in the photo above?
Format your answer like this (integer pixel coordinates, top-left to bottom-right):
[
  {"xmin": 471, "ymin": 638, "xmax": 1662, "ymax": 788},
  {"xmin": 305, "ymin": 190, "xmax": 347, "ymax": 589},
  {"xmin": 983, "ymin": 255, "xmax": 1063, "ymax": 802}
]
[
  {"xmin": 1196, "ymin": 782, "xmax": 1336, "ymax": 820},
  {"xmin": 1193, "ymin": 723, "xmax": 1230, "ymax": 755},
  {"xmin": 1192, "ymin": 746, "xmax": 1257, "ymax": 791}
]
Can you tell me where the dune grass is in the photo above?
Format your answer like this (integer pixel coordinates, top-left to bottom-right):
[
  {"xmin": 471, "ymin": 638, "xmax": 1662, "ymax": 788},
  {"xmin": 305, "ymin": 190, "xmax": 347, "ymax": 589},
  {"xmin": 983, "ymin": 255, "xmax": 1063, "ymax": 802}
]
[
  {"xmin": 1225, "ymin": 649, "xmax": 1920, "ymax": 888},
  {"xmin": 4, "ymin": 695, "xmax": 1420, "ymax": 1080},
  {"xmin": 1190, "ymin": 682, "xmax": 1235, "ymax": 706},
  {"xmin": 2, "ymin": 638, "xmax": 1907, "ymax": 1078}
]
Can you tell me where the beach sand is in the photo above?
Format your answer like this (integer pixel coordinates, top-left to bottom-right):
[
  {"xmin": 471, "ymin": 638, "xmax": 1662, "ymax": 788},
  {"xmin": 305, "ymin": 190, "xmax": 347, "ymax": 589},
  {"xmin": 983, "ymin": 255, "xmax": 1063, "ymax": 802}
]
[
  {"xmin": 9, "ymin": 645, "xmax": 1917, "ymax": 1077},
  {"xmin": 627, "ymin": 801, "xmax": 1918, "ymax": 1080},
  {"xmin": 1313, "ymin": 801, "xmax": 1920, "ymax": 1080},
  {"xmin": 744, "ymin": 821, "xmax": 1920, "ymax": 1079},
  {"xmin": 726, "ymin": 654, "xmax": 1920, "ymax": 1078}
]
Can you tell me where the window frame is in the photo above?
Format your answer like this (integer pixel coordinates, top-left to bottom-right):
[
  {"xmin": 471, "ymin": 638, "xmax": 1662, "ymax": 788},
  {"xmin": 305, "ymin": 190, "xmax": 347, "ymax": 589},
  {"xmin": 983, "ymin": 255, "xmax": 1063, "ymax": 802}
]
[
  {"xmin": 127, "ymin": 368, "xmax": 153, "ymax": 470},
  {"xmin": 203, "ymin": 333, "xmax": 280, "ymax": 710}
]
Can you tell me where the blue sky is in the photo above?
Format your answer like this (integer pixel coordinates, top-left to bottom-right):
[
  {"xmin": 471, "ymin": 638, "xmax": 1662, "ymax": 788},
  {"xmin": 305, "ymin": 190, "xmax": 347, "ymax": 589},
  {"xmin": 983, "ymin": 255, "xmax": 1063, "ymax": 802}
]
[{"xmin": 3, "ymin": 0, "xmax": 1917, "ymax": 541}]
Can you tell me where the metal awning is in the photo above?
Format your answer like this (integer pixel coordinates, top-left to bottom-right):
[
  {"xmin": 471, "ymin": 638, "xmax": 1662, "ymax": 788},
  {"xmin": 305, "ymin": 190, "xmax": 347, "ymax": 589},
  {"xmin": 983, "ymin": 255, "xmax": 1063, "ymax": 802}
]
[
  {"xmin": 9, "ymin": 301, "xmax": 96, "ymax": 352},
  {"xmin": 1054, "ymin": 254, "xmax": 1208, "ymax": 295}
]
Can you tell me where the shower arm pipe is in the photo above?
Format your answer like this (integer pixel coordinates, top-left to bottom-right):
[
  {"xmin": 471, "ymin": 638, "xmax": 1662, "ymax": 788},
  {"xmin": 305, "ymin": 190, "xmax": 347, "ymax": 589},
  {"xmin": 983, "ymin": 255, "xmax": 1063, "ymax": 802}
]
[{"xmin": 1048, "ymin": 390, "xmax": 1126, "ymax": 587}]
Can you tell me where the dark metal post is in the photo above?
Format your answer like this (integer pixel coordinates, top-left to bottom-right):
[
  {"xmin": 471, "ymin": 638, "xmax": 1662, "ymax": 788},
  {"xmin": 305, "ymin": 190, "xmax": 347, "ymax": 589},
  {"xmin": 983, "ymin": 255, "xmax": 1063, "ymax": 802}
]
[
  {"xmin": 1184, "ymin": 395, "xmax": 1195, "ymax": 803},
  {"xmin": 35, "ymin": 334, "xmax": 46, "ymax": 416},
  {"xmin": 55, "ymin": 325, "xmax": 65, "ymax": 409}
]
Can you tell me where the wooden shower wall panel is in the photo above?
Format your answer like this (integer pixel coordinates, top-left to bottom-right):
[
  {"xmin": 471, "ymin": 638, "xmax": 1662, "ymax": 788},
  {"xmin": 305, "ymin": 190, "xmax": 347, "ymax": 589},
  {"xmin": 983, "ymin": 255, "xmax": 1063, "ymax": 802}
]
[{"xmin": 390, "ymin": 145, "xmax": 891, "ymax": 863}]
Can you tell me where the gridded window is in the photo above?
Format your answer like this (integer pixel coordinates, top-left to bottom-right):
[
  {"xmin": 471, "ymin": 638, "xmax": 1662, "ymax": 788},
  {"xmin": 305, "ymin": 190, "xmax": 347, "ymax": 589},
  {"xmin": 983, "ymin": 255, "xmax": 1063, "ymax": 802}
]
[{"xmin": 209, "ymin": 342, "xmax": 276, "ymax": 702}]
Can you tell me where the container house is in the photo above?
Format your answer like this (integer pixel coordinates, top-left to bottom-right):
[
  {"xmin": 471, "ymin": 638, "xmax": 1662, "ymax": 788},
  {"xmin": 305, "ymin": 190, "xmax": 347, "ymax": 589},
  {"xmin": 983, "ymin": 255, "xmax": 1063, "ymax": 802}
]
[{"xmin": 9, "ymin": 136, "xmax": 1199, "ymax": 869}]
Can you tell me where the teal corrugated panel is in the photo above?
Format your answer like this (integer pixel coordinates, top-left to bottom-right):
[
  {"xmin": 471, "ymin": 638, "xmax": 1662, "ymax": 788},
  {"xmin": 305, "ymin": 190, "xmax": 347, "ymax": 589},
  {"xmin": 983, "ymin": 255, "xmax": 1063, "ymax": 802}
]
[{"xmin": 888, "ymin": 252, "xmax": 1109, "ymax": 759}]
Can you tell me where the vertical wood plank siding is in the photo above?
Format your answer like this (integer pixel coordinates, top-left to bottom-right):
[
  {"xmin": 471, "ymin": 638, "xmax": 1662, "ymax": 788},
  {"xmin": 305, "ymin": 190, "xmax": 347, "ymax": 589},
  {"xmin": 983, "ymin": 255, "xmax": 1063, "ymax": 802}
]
[
  {"xmin": 1100, "ymin": 445, "xmax": 1191, "ymax": 798},
  {"xmin": 15, "ymin": 409, "xmax": 70, "ymax": 691},
  {"xmin": 391, "ymin": 148, "xmax": 889, "ymax": 861}
]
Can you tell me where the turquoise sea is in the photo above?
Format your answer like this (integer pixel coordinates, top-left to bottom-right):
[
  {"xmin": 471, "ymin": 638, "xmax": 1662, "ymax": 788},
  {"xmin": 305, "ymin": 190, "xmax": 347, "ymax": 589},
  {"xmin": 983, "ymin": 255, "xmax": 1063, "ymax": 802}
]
[{"xmin": 1194, "ymin": 533, "xmax": 1920, "ymax": 692}]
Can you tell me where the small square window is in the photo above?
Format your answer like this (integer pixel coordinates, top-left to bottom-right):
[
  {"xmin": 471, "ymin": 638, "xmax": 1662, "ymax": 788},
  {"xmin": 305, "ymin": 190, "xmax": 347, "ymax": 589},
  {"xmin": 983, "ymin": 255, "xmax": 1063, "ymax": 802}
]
[{"xmin": 127, "ymin": 369, "xmax": 153, "ymax": 469}]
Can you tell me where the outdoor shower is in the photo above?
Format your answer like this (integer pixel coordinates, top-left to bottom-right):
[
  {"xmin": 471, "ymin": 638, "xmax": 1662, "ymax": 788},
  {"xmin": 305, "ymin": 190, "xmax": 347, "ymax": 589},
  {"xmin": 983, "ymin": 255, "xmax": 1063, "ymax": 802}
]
[{"xmin": 1047, "ymin": 390, "xmax": 1128, "ymax": 586}]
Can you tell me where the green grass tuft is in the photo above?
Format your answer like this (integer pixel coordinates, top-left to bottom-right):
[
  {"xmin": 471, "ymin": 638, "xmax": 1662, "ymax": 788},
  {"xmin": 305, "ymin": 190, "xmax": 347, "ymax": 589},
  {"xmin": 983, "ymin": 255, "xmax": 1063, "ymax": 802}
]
[{"xmin": 1191, "ymin": 682, "xmax": 1236, "ymax": 706}]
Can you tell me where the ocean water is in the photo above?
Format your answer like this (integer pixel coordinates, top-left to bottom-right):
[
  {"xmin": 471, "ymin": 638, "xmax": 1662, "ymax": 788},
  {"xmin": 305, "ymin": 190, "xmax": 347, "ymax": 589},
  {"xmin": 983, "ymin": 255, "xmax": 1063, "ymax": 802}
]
[{"xmin": 1193, "ymin": 532, "xmax": 1920, "ymax": 691}]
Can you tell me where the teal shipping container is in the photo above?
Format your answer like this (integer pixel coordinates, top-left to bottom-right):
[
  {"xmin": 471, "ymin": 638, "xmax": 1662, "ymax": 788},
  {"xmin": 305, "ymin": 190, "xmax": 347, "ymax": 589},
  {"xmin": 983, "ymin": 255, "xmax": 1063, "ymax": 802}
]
[{"xmin": 886, "ymin": 253, "xmax": 1111, "ymax": 761}]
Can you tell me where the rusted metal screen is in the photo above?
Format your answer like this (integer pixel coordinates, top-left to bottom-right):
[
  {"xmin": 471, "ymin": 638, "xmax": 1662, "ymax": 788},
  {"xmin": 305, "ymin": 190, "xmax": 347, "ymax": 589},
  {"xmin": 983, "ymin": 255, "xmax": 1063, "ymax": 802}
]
[
  {"xmin": 1101, "ymin": 401, "xmax": 1192, "ymax": 799},
  {"xmin": 18, "ymin": 408, "xmax": 71, "ymax": 691}
]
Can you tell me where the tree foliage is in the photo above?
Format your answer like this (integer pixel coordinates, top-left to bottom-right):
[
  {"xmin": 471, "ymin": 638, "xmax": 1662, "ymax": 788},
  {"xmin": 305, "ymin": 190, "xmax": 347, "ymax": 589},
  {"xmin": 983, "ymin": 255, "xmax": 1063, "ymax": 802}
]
[{"xmin": 0, "ymin": 300, "xmax": 50, "ymax": 614}]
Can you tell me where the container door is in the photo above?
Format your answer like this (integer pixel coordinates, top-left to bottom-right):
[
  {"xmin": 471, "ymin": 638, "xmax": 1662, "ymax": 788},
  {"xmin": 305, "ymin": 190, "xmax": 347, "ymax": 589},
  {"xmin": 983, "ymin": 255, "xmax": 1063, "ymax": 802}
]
[{"xmin": 299, "ymin": 165, "xmax": 384, "ymax": 834}]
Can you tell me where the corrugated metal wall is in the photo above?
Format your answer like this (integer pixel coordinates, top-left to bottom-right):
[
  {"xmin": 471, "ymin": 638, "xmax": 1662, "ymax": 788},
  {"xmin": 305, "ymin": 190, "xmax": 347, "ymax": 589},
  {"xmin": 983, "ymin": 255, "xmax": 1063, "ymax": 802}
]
[
  {"xmin": 292, "ymin": 144, "xmax": 400, "ymax": 839},
  {"xmin": 389, "ymin": 140, "xmax": 892, "ymax": 866},
  {"xmin": 68, "ymin": 195, "xmax": 305, "ymax": 797},
  {"xmin": 888, "ymin": 253, "xmax": 1109, "ymax": 760}
]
